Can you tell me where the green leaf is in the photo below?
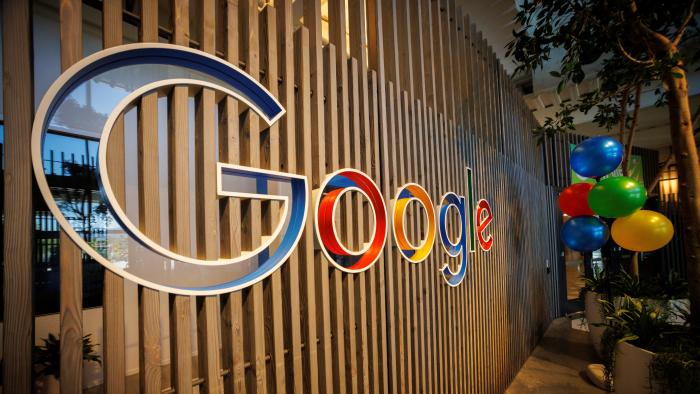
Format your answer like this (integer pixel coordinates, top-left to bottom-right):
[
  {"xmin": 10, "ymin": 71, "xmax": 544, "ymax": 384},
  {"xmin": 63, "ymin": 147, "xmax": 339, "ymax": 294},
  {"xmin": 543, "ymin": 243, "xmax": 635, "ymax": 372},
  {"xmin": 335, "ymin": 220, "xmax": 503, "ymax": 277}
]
[{"xmin": 618, "ymin": 334, "xmax": 640, "ymax": 343}]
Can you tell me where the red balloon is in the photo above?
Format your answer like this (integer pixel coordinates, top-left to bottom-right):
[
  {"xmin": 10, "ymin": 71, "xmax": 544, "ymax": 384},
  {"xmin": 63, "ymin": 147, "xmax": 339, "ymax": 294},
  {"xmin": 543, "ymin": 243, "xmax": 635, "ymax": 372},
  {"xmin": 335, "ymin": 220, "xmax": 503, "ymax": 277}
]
[{"xmin": 559, "ymin": 183, "xmax": 595, "ymax": 217}]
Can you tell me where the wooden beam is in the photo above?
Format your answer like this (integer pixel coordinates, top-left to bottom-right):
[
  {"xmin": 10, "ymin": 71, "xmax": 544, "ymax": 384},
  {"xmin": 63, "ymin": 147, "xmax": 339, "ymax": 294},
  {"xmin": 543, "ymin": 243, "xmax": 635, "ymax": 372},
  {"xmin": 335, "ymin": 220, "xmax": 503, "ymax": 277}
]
[
  {"xmin": 238, "ymin": 2, "xmax": 267, "ymax": 392},
  {"xmin": 194, "ymin": 3, "xmax": 222, "ymax": 393},
  {"xmin": 102, "ymin": 1, "xmax": 126, "ymax": 392},
  {"xmin": 137, "ymin": 1, "xmax": 162, "ymax": 392},
  {"xmin": 219, "ymin": 2, "xmax": 245, "ymax": 392},
  {"xmin": 276, "ymin": 1, "xmax": 304, "ymax": 392},
  {"xmin": 261, "ymin": 6, "xmax": 287, "ymax": 393},
  {"xmin": 323, "ymin": 43, "xmax": 347, "ymax": 394},
  {"xmin": 2, "ymin": 0, "xmax": 34, "ymax": 391},
  {"xmin": 59, "ymin": 0, "xmax": 84, "ymax": 391},
  {"xmin": 293, "ymin": 26, "xmax": 320, "ymax": 394},
  {"xmin": 168, "ymin": 1, "xmax": 193, "ymax": 392}
]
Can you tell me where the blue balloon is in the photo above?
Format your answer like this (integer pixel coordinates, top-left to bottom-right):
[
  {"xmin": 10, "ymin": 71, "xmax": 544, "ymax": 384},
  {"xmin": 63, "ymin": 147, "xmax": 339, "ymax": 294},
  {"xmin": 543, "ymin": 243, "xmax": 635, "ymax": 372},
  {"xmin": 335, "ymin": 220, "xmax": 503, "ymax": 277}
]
[
  {"xmin": 571, "ymin": 136, "xmax": 623, "ymax": 178},
  {"xmin": 561, "ymin": 216, "xmax": 610, "ymax": 252}
]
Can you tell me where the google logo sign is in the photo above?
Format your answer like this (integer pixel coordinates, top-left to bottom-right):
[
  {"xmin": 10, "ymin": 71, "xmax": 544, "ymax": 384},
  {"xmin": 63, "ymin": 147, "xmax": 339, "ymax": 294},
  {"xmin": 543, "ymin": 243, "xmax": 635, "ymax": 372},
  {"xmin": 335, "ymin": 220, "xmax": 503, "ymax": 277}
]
[
  {"xmin": 315, "ymin": 167, "xmax": 493, "ymax": 287},
  {"xmin": 32, "ymin": 43, "xmax": 493, "ymax": 295}
]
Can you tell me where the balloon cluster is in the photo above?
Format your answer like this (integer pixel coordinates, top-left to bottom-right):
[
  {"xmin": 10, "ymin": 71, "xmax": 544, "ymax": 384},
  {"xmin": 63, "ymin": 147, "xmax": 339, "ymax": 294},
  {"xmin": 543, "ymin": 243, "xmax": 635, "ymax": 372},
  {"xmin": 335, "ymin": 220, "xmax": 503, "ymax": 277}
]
[{"xmin": 559, "ymin": 136, "xmax": 674, "ymax": 253}]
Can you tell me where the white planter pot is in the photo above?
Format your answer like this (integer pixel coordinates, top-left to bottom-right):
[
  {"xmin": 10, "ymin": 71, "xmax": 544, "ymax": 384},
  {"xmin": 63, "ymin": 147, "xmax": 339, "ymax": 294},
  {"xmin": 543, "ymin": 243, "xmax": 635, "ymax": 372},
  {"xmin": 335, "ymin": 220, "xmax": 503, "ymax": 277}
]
[
  {"xmin": 614, "ymin": 341, "xmax": 658, "ymax": 394},
  {"xmin": 585, "ymin": 291, "xmax": 606, "ymax": 357}
]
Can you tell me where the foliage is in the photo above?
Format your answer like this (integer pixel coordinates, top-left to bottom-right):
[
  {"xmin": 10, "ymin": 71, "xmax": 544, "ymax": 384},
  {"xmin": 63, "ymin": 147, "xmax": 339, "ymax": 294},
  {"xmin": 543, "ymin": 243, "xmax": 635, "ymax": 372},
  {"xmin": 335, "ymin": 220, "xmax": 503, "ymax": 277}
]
[
  {"xmin": 599, "ymin": 295, "xmax": 677, "ymax": 389},
  {"xmin": 33, "ymin": 333, "xmax": 101, "ymax": 378},
  {"xmin": 650, "ymin": 333, "xmax": 700, "ymax": 393},
  {"xmin": 578, "ymin": 267, "xmax": 613, "ymax": 302},
  {"xmin": 579, "ymin": 268, "xmax": 688, "ymax": 303},
  {"xmin": 646, "ymin": 302, "xmax": 700, "ymax": 394},
  {"xmin": 613, "ymin": 269, "xmax": 689, "ymax": 300},
  {"xmin": 598, "ymin": 296, "xmax": 699, "ymax": 392},
  {"xmin": 506, "ymin": 0, "xmax": 699, "ymax": 144}
]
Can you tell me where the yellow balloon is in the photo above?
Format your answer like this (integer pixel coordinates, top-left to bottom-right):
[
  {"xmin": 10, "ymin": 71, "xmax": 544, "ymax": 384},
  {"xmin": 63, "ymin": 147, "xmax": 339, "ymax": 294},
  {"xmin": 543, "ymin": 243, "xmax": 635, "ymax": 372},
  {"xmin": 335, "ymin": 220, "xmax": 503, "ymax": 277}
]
[{"xmin": 611, "ymin": 210, "xmax": 674, "ymax": 252}]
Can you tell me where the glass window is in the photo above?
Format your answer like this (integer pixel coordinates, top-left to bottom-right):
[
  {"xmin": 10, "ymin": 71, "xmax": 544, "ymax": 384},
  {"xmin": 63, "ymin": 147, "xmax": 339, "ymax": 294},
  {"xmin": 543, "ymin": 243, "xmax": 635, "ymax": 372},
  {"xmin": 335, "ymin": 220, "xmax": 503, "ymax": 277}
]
[{"xmin": 32, "ymin": 0, "xmax": 106, "ymax": 315}]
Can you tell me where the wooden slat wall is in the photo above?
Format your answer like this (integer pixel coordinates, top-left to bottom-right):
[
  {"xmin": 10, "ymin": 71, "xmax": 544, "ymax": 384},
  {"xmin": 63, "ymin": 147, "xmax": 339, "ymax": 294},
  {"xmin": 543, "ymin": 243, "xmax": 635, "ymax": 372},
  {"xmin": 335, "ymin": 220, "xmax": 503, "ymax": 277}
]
[{"xmin": 1, "ymin": 0, "xmax": 564, "ymax": 393}]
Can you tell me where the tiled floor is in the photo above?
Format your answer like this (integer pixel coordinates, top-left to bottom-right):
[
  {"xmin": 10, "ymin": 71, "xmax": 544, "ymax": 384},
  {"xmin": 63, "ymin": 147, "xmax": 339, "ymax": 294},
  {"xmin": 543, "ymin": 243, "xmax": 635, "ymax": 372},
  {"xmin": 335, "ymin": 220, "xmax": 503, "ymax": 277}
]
[{"xmin": 506, "ymin": 317, "xmax": 605, "ymax": 394}]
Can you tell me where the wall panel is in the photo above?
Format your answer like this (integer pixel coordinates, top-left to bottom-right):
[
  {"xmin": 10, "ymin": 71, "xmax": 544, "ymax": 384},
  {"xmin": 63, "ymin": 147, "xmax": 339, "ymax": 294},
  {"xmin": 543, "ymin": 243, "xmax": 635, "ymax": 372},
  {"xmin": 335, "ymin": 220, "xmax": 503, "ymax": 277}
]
[{"xmin": 2, "ymin": 1, "xmax": 561, "ymax": 393}]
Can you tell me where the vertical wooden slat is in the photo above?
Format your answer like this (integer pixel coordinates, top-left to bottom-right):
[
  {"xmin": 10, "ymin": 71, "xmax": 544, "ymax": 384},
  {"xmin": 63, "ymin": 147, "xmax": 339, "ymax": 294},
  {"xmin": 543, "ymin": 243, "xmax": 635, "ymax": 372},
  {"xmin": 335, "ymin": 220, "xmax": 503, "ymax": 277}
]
[
  {"xmin": 102, "ymin": 1, "xmax": 126, "ymax": 392},
  {"xmin": 421, "ymin": 0, "xmax": 436, "ymax": 111},
  {"xmin": 2, "ymin": 0, "xmax": 34, "ymax": 391},
  {"xmin": 449, "ymin": 9, "xmax": 467, "ymax": 394},
  {"xmin": 428, "ymin": 108, "xmax": 441, "ymax": 394},
  {"xmin": 399, "ymin": 91, "xmax": 413, "ymax": 394},
  {"xmin": 449, "ymin": 119, "xmax": 463, "ymax": 394},
  {"xmin": 326, "ymin": 5, "xmax": 351, "ymax": 391},
  {"xmin": 168, "ymin": 1, "xmax": 193, "ymax": 392},
  {"xmin": 137, "ymin": 0, "xmax": 163, "ymax": 392},
  {"xmin": 430, "ymin": 0, "xmax": 446, "ymax": 115},
  {"xmin": 378, "ymin": 0, "xmax": 399, "ymax": 91},
  {"xmin": 438, "ymin": 115, "xmax": 449, "ymax": 394},
  {"xmin": 386, "ymin": 81, "xmax": 405, "ymax": 394},
  {"xmin": 367, "ymin": 5, "xmax": 392, "ymax": 392},
  {"xmin": 194, "ymin": 2, "xmax": 222, "ymax": 393},
  {"xmin": 350, "ymin": 57, "xmax": 372, "ymax": 394},
  {"xmin": 476, "ymin": 32, "xmax": 489, "ymax": 390},
  {"xmin": 441, "ymin": 0, "xmax": 455, "ymax": 124},
  {"xmin": 260, "ymin": 6, "xmax": 287, "ymax": 393},
  {"xmin": 305, "ymin": 1, "xmax": 334, "ymax": 390},
  {"xmin": 347, "ymin": 6, "xmax": 374, "ymax": 394},
  {"xmin": 396, "ymin": 1, "xmax": 414, "ymax": 101},
  {"xmin": 276, "ymin": 1, "xmax": 304, "ymax": 392},
  {"xmin": 59, "ymin": 230, "xmax": 83, "ymax": 394},
  {"xmin": 397, "ymin": 7, "xmax": 419, "ymax": 387},
  {"xmin": 421, "ymin": 104, "xmax": 433, "ymax": 394},
  {"xmin": 323, "ymin": 43, "xmax": 347, "ymax": 394},
  {"xmin": 294, "ymin": 26, "xmax": 320, "ymax": 394},
  {"xmin": 411, "ymin": 0, "xmax": 426, "ymax": 106},
  {"xmin": 219, "ymin": 1, "xmax": 246, "ymax": 392},
  {"xmin": 460, "ymin": 12, "xmax": 473, "ymax": 134},
  {"xmin": 367, "ymin": 69, "xmax": 387, "ymax": 394},
  {"xmin": 346, "ymin": 57, "xmax": 362, "ymax": 394},
  {"xmin": 348, "ymin": 3, "xmax": 382, "ymax": 391},
  {"xmin": 413, "ymin": 100, "xmax": 428, "ymax": 394},
  {"xmin": 418, "ymin": 6, "xmax": 439, "ymax": 388},
  {"xmin": 59, "ymin": 0, "xmax": 84, "ymax": 392},
  {"xmin": 238, "ymin": 2, "xmax": 267, "ymax": 392}
]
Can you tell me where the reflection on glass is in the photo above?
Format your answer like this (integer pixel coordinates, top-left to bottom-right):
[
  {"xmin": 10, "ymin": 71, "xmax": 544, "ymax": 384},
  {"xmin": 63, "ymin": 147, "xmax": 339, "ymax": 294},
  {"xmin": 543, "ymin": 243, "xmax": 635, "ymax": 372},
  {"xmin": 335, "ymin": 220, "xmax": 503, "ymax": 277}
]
[{"xmin": 35, "ymin": 131, "xmax": 105, "ymax": 314}]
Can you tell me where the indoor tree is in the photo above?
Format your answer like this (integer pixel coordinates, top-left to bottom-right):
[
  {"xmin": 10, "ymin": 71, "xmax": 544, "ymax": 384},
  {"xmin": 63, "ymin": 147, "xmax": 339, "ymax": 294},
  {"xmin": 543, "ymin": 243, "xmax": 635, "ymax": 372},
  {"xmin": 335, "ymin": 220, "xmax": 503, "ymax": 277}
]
[{"xmin": 506, "ymin": 0, "xmax": 700, "ymax": 324}]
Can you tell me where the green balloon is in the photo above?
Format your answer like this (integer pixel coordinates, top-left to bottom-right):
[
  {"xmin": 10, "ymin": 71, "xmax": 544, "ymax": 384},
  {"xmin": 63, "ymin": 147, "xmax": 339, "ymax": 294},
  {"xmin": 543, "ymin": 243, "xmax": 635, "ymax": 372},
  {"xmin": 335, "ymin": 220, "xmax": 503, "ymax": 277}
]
[{"xmin": 588, "ymin": 176, "xmax": 647, "ymax": 218}]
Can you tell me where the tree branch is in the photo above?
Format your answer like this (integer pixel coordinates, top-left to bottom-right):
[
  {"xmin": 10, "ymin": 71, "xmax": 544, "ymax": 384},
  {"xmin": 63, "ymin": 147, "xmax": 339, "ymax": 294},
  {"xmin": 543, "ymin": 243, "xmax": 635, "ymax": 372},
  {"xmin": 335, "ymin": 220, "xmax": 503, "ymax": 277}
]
[
  {"xmin": 617, "ymin": 39, "xmax": 655, "ymax": 65},
  {"xmin": 618, "ymin": 88, "xmax": 630, "ymax": 144},
  {"xmin": 673, "ymin": 0, "xmax": 696, "ymax": 46},
  {"xmin": 628, "ymin": 1, "xmax": 676, "ymax": 52},
  {"xmin": 649, "ymin": 148, "xmax": 674, "ymax": 194},
  {"xmin": 623, "ymin": 85, "xmax": 642, "ymax": 176}
]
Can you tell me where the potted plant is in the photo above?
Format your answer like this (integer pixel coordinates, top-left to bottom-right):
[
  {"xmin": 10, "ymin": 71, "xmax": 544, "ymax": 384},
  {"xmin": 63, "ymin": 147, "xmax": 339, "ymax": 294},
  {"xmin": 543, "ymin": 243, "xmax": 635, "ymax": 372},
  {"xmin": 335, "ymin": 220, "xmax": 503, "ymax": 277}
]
[
  {"xmin": 600, "ymin": 296, "xmax": 699, "ymax": 393},
  {"xmin": 34, "ymin": 333, "xmax": 101, "ymax": 394},
  {"xmin": 580, "ymin": 268, "xmax": 614, "ymax": 356},
  {"xmin": 613, "ymin": 270, "xmax": 689, "ymax": 323}
]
